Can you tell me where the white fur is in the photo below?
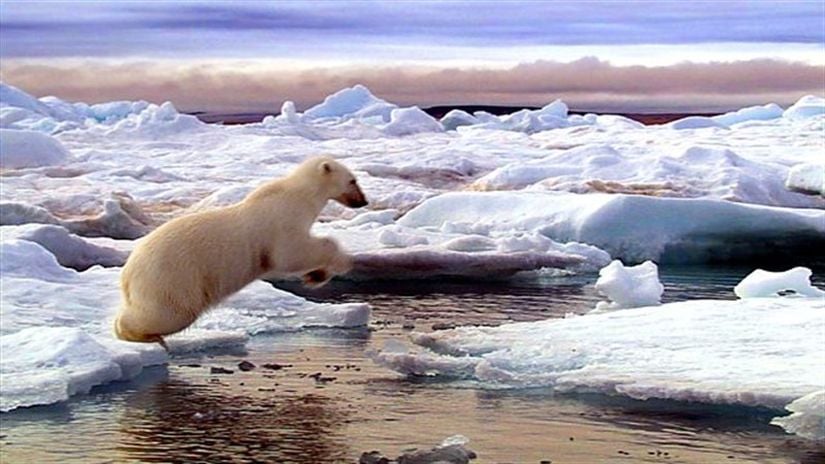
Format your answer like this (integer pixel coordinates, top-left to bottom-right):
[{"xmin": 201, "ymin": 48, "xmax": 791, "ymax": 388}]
[{"xmin": 114, "ymin": 156, "xmax": 367, "ymax": 345}]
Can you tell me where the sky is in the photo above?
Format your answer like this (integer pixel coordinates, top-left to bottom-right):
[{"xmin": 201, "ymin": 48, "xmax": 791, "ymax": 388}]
[{"xmin": 1, "ymin": 0, "xmax": 824, "ymax": 113}]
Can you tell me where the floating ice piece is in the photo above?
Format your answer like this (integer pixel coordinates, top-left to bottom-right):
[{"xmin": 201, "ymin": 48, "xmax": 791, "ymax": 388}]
[
  {"xmin": 771, "ymin": 390, "xmax": 825, "ymax": 441},
  {"xmin": 374, "ymin": 297, "xmax": 825, "ymax": 417},
  {"xmin": 786, "ymin": 163, "xmax": 824, "ymax": 196},
  {"xmin": 734, "ymin": 267, "xmax": 825, "ymax": 298},
  {"xmin": 783, "ymin": 95, "xmax": 825, "ymax": 120},
  {"xmin": 399, "ymin": 191, "xmax": 825, "ymax": 264},
  {"xmin": 711, "ymin": 103, "xmax": 783, "ymax": 126},
  {"xmin": 0, "ymin": 129, "xmax": 70, "ymax": 168},
  {"xmin": 594, "ymin": 260, "xmax": 663, "ymax": 311},
  {"xmin": 0, "ymin": 326, "xmax": 167, "ymax": 412}
]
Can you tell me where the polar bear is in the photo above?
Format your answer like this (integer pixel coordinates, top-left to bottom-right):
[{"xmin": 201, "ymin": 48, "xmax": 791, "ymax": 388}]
[{"xmin": 114, "ymin": 156, "xmax": 367, "ymax": 348}]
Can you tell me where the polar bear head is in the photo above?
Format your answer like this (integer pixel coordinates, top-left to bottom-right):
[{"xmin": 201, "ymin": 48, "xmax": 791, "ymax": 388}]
[{"xmin": 308, "ymin": 156, "xmax": 368, "ymax": 208}]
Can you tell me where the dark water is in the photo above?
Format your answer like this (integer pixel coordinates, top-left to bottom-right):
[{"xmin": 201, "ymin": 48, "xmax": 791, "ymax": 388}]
[{"xmin": 2, "ymin": 266, "xmax": 823, "ymax": 463}]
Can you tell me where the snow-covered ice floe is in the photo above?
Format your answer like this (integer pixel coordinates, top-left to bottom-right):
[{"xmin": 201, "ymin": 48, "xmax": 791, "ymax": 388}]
[
  {"xmin": 0, "ymin": 228, "xmax": 370, "ymax": 412},
  {"xmin": 372, "ymin": 266, "xmax": 825, "ymax": 439},
  {"xmin": 397, "ymin": 191, "xmax": 825, "ymax": 264}
]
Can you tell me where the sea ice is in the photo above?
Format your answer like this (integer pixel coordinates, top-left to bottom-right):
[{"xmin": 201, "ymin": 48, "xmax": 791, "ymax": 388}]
[
  {"xmin": 785, "ymin": 163, "xmax": 824, "ymax": 196},
  {"xmin": 783, "ymin": 95, "xmax": 825, "ymax": 120},
  {"xmin": 0, "ymin": 128, "xmax": 70, "ymax": 168},
  {"xmin": 733, "ymin": 267, "xmax": 825, "ymax": 298},
  {"xmin": 399, "ymin": 191, "xmax": 825, "ymax": 264},
  {"xmin": 594, "ymin": 260, "xmax": 664, "ymax": 311},
  {"xmin": 771, "ymin": 390, "xmax": 825, "ymax": 441}
]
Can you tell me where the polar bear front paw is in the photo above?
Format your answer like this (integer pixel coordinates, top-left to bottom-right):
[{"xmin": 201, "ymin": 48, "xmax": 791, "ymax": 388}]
[{"xmin": 303, "ymin": 268, "xmax": 330, "ymax": 288}]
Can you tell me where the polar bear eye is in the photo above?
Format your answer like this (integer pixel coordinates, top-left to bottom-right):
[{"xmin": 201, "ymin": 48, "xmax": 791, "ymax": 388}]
[{"xmin": 349, "ymin": 180, "xmax": 356, "ymax": 185}]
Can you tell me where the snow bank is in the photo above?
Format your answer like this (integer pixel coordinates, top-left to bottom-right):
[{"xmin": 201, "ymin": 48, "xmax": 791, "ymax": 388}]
[
  {"xmin": 786, "ymin": 163, "xmax": 824, "ymax": 196},
  {"xmin": 771, "ymin": 390, "xmax": 825, "ymax": 441},
  {"xmin": 399, "ymin": 191, "xmax": 825, "ymax": 264},
  {"xmin": 594, "ymin": 260, "xmax": 663, "ymax": 311},
  {"xmin": 373, "ymin": 296, "xmax": 824, "ymax": 411},
  {"xmin": 734, "ymin": 267, "xmax": 825, "ymax": 298},
  {"xmin": 783, "ymin": 95, "xmax": 825, "ymax": 120},
  {"xmin": 0, "ymin": 129, "xmax": 70, "ymax": 168}
]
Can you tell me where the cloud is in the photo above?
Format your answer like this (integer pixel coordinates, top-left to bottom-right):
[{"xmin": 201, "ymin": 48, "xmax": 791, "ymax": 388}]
[
  {"xmin": 1, "ymin": 57, "xmax": 822, "ymax": 113},
  {"xmin": 1, "ymin": 1, "xmax": 823, "ymax": 58}
]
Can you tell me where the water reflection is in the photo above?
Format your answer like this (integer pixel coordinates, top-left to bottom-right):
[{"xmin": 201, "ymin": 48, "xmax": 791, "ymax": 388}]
[{"xmin": 116, "ymin": 376, "xmax": 350, "ymax": 463}]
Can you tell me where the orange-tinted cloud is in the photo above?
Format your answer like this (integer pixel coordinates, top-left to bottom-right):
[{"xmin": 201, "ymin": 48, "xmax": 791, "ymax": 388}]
[{"xmin": 1, "ymin": 58, "xmax": 822, "ymax": 113}]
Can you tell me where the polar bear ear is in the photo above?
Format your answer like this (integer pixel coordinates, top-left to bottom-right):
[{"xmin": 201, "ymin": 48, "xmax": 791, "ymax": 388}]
[{"xmin": 320, "ymin": 161, "xmax": 333, "ymax": 174}]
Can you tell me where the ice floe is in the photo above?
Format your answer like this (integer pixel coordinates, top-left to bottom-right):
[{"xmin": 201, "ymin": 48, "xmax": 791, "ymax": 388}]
[
  {"xmin": 397, "ymin": 191, "xmax": 825, "ymax": 264},
  {"xmin": 372, "ymin": 268, "xmax": 825, "ymax": 440},
  {"xmin": 733, "ymin": 267, "xmax": 825, "ymax": 298}
]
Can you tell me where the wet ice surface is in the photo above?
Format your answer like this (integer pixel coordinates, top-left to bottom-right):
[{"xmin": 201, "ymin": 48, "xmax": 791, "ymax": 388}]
[{"xmin": 2, "ymin": 268, "xmax": 823, "ymax": 463}]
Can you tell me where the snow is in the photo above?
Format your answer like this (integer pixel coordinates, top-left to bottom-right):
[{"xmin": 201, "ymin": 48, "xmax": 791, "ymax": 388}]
[
  {"xmin": 771, "ymin": 390, "xmax": 825, "ymax": 441},
  {"xmin": 667, "ymin": 116, "xmax": 728, "ymax": 130},
  {"xmin": 783, "ymin": 95, "xmax": 825, "ymax": 120},
  {"xmin": 302, "ymin": 84, "xmax": 397, "ymax": 122},
  {"xmin": 711, "ymin": 103, "xmax": 783, "ymax": 126},
  {"xmin": 440, "ymin": 109, "xmax": 478, "ymax": 130},
  {"xmin": 0, "ymin": 129, "xmax": 70, "ymax": 168},
  {"xmin": 398, "ymin": 191, "xmax": 825, "ymax": 264},
  {"xmin": 381, "ymin": 107, "xmax": 444, "ymax": 136},
  {"xmin": 594, "ymin": 260, "xmax": 664, "ymax": 311},
  {"xmin": 786, "ymin": 163, "xmax": 824, "ymax": 196},
  {"xmin": 734, "ymin": 267, "xmax": 825, "ymax": 298}
]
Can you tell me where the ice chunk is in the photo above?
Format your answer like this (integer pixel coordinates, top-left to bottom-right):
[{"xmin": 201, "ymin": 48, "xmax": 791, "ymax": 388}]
[
  {"xmin": 734, "ymin": 267, "xmax": 825, "ymax": 298},
  {"xmin": 381, "ymin": 107, "xmax": 444, "ymax": 136},
  {"xmin": 771, "ymin": 390, "xmax": 825, "ymax": 441},
  {"xmin": 302, "ymin": 84, "xmax": 397, "ymax": 122},
  {"xmin": 667, "ymin": 116, "xmax": 728, "ymax": 130},
  {"xmin": 0, "ymin": 202, "xmax": 61, "ymax": 226},
  {"xmin": 786, "ymin": 163, "xmax": 824, "ymax": 196},
  {"xmin": 711, "ymin": 103, "xmax": 783, "ymax": 126},
  {"xmin": 374, "ymin": 297, "xmax": 825, "ymax": 413},
  {"xmin": 2, "ymin": 224, "xmax": 127, "ymax": 270},
  {"xmin": 594, "ymin": 260, "xmax": 664, "ymax": 311},
  {"xmin": 0, "ymin": 327, "xmax": 167, "ymax": 412},
  {"xmin": 440, "ymin": 109, "xmax": 478, "ymax": 130},
  {"xmin": 378, "ymin": 227, "xmax": 429, "ymax": 247},
  {"xmin": 783, "ymin": 95, "xmax": 825, "ymax": 120},
  {"xmin": 0, "ymin": 129, "xmax": 70, "ymax": 168}
]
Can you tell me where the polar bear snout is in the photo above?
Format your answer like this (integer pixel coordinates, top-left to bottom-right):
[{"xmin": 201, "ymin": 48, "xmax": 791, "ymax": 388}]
[{"xmin": 337, "ymin": 182, "xmax": 368, "ymax": 208}]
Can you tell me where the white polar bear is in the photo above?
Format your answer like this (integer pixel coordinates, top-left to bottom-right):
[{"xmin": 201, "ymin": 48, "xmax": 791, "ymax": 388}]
[{"xmin": 114, "ymin": 156, "xmax": 367, "ymax": 348}]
